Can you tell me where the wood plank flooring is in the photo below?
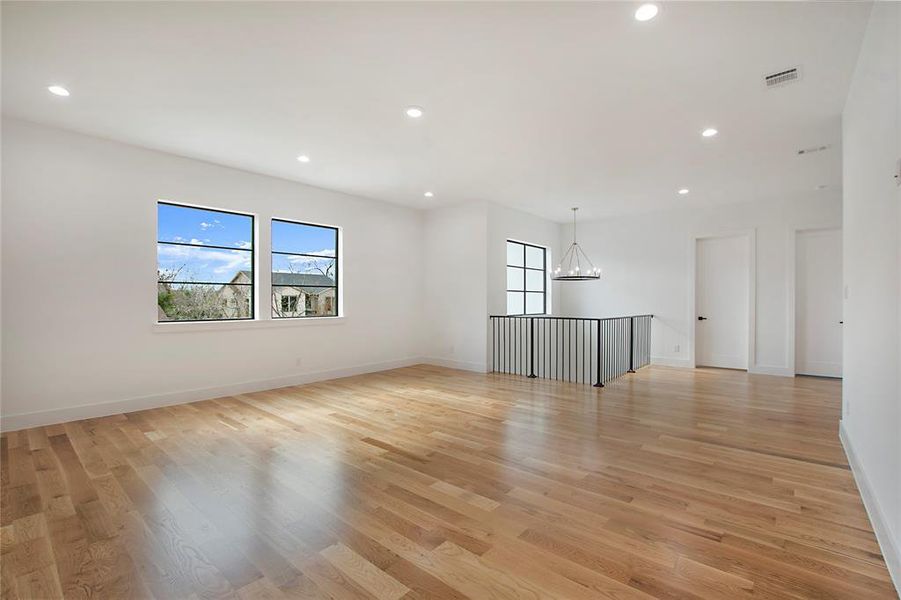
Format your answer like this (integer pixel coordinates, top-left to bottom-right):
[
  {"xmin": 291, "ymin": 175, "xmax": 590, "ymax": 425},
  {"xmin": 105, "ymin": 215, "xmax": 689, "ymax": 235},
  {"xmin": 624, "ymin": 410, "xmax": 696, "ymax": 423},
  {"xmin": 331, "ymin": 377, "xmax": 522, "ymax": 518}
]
[{"xmin": 1, "ymin": 365, "xmax": 896, "ymax": 599}]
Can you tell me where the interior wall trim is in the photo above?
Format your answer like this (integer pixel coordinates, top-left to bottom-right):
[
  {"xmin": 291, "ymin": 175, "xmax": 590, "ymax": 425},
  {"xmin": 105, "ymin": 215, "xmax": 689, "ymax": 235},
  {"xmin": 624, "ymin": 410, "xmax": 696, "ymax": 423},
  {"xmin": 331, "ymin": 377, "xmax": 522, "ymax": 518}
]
[
  {"xmin": 840, "ymin": 420, "xmax": 901, "ymax": 595},
  {"xmin": 421, "ymin": 356, "xmax": 489, "ymax": 374},
  {"xmin": 650, "ymin": 356, "xmax": 692, "ymax": 368},
  {"xmin": 748, "ymin": 364, "xmax": 794, "ymax": 377},
  {"xmin": 0, "ymin": 357, "xmax": 423, "ymax": 432}
]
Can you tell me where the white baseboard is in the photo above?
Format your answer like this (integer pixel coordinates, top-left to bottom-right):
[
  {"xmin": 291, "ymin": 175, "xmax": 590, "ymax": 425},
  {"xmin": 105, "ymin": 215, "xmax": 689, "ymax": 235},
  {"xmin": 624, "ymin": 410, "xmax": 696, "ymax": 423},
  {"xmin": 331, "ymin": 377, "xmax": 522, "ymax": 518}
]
[
  {"xmin": 749, "ymin": 364, "xmax": 794, "ymax": 377},
  {"xmin": 840, "ymin": 421, "xmax": 901, "ymax": 595},
  {"xmin": 0, "ymin": 357, "xmax": 423, "ymax": 432},
  {"xmin": 650, "ymin": 356, "xmax": 692, "ymax": 368},
  {"xmin": 420, "ymin": 356, "xmax": 489, "ymax": 373},
  {"xmin": 650, "ymin": 357, "xmax": 795, "ymax": 377}
]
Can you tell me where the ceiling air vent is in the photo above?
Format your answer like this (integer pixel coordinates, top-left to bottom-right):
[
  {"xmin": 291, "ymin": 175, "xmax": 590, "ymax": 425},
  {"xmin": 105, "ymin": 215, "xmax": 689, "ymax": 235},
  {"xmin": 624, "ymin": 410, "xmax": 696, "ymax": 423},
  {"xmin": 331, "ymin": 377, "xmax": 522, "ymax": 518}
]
[
  {"xmin": 764, "ymin": 67, "xmax": 801, "ymax": 89},
  {"xmin": 797, "ymin": 144, "xmax": 831, "ymax": 156}
]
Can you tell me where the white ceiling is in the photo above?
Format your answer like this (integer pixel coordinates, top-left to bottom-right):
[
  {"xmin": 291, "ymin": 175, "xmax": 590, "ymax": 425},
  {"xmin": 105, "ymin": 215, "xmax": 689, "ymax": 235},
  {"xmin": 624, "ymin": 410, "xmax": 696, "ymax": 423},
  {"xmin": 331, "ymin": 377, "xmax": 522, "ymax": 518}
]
[{"xmin": 1, "ymin": 2, "xmax": 870, "ymax": 221}]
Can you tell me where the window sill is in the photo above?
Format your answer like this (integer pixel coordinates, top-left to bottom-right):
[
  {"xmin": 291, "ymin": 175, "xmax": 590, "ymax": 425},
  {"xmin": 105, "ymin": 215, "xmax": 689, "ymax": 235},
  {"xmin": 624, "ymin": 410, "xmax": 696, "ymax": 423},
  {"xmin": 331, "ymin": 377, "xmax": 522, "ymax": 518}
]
[{"xmin": 153, "ymin": 316, "xmax": 345, "ymax": 334}]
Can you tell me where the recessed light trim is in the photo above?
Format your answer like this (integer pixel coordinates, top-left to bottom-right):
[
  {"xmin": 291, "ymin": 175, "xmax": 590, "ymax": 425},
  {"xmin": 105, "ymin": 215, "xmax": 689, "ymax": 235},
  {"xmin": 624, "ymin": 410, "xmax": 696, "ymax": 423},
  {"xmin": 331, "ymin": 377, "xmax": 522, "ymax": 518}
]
[
  {"xmin": 701, "ymin": 128, "xmax": 718, "ymax": 138},
  {"xmin": 634, "ymin": 3, "xmax": 659, "ymax": 21},
  {"xmin": 47, "ymin": 85, "xmax": 70, "ymax": 97},
  {"xmin": 297, "ymin": 155, "xmax": 310, "ymax": 163},
  {"xmin": 405, "ymin": 106, "xmax": 424, "ymax": 118},
  {"xmin": 423, "ymin": 191, "xmax": 434, "ymax": 198},
  {"xmin": 678, "ymin": 188, "xmax": 689, "ymax": 195}
]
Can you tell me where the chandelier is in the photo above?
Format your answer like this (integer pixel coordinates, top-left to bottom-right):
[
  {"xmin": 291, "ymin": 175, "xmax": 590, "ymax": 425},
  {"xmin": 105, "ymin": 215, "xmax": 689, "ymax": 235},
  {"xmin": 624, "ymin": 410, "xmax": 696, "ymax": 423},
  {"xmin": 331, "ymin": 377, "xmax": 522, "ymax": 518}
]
[{"xmin": 552, "ymin": 208, "xmax": 601, "ymax": 281}]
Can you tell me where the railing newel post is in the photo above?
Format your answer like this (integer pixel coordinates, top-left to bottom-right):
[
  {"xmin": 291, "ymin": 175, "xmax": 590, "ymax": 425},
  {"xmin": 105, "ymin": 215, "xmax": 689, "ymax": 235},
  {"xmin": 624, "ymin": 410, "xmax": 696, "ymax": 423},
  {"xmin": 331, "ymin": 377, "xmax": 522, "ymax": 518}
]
[
  {"xmin": 593, "ymin": 318, "xmax": 604, "ymax": 387},
  {"xmin": 528, "ymin": 317, "xmax": 537, "ymax": 378},
  {"xmin": 627, "ymin": 316, "xmax": 635, "ymax": 373}
]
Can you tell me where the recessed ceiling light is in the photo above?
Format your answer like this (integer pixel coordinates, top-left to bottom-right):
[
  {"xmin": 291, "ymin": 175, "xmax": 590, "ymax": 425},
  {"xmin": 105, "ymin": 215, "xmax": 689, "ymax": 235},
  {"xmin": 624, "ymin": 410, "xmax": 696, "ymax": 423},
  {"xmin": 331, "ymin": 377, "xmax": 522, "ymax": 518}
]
[
  {"xmin": 405, "ymin": 106, "xmax": 424, "ymax": 118},
  {"xmin": 47, "ymin": 85, "xmax": 70, "ymax": 97},
  {"xmin": 678, "ymin": 188, "xmax": 689, "ymax": 195},
  {"xmin": 634, "ymin": 4, "xmax": 659, "ymax": 21},
  {"xmin": 423, "ymin": 191, "xmax": 434, "ymax": 198},
  {"xmin": 701, "ymin": 128, "xmax": 718, "ymax": 138},
  {"xmin": 297, "ymin": 155, "xmax": 310, "ymax": 163}
]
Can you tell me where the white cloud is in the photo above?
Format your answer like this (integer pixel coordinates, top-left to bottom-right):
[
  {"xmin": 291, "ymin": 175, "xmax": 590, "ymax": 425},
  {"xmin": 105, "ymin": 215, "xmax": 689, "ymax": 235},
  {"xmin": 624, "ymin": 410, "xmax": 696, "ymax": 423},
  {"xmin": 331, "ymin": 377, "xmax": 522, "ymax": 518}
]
[
  {"xmin": 189, "ymin": 238, "xmax": 205, "ymax": 245},
  {"xmin": 212, "ymin": 254, "xmax": 249, "ymax": 275},
  {"xmin": 236, "ymin": 240, "xmax": 252, "ymax": 249},
  {"xmin": 199, "ymin": 219, "xmax": 222, "ymax": 231},
  {"xmin": 157, "ymin": 244, "xmax": 249, "ymax": 277}
]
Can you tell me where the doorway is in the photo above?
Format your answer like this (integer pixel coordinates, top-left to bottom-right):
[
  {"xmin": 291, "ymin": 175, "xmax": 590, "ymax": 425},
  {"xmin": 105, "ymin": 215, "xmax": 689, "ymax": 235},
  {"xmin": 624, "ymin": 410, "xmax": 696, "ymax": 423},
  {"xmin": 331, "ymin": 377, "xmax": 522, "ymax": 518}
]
[
  {"xmin": 695, "ymin": 234, "xmax": 750, "ymax": 370},
  {"xmin": 795, "ymin": 228, "xmax": 842, "ymax": 377}
]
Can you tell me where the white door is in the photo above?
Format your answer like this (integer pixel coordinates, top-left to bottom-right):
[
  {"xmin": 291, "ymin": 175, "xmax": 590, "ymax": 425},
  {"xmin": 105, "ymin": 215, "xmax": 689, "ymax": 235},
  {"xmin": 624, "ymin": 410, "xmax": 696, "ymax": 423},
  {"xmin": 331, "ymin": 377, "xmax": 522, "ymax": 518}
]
[
  {"xmin": 795, "ymin": 229, "xmax": 843, "ymax": 377},
  {"xmin": 695, "ymin": 235, "xmax": 749, "ymax": 369}
]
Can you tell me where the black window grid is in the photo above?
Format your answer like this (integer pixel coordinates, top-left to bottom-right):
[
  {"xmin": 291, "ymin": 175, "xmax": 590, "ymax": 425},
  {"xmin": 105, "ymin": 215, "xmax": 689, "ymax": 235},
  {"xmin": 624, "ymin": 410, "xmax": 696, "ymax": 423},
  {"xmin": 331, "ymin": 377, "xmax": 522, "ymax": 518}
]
[
  {"xmin": 506, "ymin": 240, "xmax": 547, "ymax": 315},
  {"xmin": 271, "ymin": 218, "xmax": 340, "ymax": 319},
  {"xmin": 157, "ymin": 201, "xmax": 255, "ymax": 323}
]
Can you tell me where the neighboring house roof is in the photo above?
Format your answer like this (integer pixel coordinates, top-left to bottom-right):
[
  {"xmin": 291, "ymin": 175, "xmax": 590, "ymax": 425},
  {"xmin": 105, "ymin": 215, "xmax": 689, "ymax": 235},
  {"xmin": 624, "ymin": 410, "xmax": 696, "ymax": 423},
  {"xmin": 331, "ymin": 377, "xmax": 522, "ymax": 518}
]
[
  {"xmin": 269, "ymin": 272, "xmax": 335, "ymax": 287},
  {"xmin": 220, "ymin": 271, "xmax": 335, "ymax": 294}
]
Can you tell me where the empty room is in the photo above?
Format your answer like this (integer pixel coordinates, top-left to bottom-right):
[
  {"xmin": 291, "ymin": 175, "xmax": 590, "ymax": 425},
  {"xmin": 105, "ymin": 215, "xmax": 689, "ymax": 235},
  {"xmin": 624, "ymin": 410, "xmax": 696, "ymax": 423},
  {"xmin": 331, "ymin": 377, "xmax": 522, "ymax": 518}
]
[{"xmin": 1, "ymin": 1, "xmax": 899, "ymax": 599}]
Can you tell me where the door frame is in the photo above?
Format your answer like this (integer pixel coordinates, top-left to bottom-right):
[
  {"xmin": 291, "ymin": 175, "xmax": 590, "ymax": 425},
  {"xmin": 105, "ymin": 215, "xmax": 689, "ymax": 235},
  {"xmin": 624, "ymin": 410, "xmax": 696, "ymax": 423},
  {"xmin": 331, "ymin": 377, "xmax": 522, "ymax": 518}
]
[
  {"xmin": 786, "ymin": 226, "xmax": 842, "ymax": 377},
  {"xmin": 688, "ymin": 229, "xmax": 757, "ymax": 370}
]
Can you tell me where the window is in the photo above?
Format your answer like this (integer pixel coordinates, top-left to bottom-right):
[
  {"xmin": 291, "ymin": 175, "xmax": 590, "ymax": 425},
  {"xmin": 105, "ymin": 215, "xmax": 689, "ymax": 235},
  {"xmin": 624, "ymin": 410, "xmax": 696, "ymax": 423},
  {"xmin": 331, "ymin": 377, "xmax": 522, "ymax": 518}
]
[
  {"xmin": 157, "ymin": 202, "xmax": 254, "ymax": 322},
  {"xmin": 281, "ymin": 295, "xmax": 298, "ymax": 313},
  {"xmin": 506, "ymin": 240, "xmax": 546, "ymax": 315},
  {"xmin": 271, "ymin": 219, "xmax": 339, "ymax": 318}
]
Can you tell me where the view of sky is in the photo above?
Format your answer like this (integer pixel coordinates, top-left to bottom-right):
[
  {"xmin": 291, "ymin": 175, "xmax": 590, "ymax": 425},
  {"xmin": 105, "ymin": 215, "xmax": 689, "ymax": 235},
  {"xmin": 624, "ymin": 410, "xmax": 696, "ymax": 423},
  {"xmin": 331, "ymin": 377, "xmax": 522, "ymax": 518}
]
[
  {"xmin": 272, "ymin": 220, "xmax": 336, "ymax": 256},
  {"xmin": 157, "ymin": 204, "xmax": 338, "ymax": 283}
]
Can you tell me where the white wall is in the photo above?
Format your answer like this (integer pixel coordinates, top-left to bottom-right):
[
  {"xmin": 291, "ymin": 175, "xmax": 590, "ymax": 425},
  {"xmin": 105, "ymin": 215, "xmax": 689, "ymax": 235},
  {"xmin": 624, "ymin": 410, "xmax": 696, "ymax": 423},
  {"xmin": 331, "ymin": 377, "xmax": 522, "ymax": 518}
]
[
  {"xmin": 1, "ymin": 118, "xmax": 424, "ymax": 430},
  {"xmin": 1, "ymin": 119, "xmax": 561, "ymax": 425},
  {"xmin": 556, "ymin": 194, "xmax": 843, "ymax": 375},
  {"xmin": 422, "ymin": 202, "xmax": 488, "ymax": 372},
  {"xmin": 840, "ymin": 2, "xmax": 901, "ymax": 590},
  {"xmin": 421, "ymin": 200, "xmax": 561, "ymax": 372}
]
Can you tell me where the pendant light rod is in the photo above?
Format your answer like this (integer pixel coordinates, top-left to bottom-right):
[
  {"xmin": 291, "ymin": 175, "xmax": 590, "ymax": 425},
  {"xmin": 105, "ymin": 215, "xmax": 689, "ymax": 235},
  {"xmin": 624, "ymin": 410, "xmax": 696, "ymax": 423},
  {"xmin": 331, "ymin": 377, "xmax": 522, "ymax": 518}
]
[{"xmin": 572, "ymin": 207, "xmax": 577, "ymax": 244}]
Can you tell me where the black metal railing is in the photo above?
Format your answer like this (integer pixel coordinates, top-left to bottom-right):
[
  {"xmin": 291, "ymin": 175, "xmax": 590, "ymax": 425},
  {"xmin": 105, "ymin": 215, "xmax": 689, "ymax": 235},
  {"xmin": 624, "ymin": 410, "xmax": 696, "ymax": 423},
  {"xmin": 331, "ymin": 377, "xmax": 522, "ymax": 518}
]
[{"xmin": 489, "ymin": 314, "xmax": 653, "ymax": 387}]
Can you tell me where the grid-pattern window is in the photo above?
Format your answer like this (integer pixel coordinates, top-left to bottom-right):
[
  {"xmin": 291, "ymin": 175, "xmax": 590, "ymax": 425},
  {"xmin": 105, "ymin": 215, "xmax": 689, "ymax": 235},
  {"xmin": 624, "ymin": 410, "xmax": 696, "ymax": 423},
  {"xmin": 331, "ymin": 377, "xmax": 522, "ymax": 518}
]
[
  {"xmin": 157, "ymin": 202, "xmax": 254, "ymax": 322},
  {"xmin": 271, "ymin": 219, "xmax": 339, "ymax": 318},
  {"xmin": 281, "ymin": 295, "xmax": 298, "ymax": 313},
  {"xmin": 506, "ymin": 240, "xmax": 546, "ymax": 315}
]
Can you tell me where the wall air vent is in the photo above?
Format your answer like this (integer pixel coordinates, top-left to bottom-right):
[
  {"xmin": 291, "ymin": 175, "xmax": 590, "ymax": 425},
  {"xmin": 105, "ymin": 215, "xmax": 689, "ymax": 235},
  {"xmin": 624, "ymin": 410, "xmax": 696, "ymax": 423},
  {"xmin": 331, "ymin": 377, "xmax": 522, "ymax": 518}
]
[
  {"xmin": 764, "ymin": 67, "xmax": 801, "ymax": 88},
  {"xmin": 797, "ymin": 144, "xmax": 831, "ymax": 156}
]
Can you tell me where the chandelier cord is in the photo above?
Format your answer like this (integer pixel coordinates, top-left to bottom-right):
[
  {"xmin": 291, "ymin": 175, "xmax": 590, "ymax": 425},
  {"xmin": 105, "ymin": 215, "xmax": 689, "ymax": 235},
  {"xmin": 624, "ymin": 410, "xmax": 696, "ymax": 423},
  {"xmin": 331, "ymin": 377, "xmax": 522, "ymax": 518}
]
[{"xmin": 572, "ymin": 207, "xmax": 577, "ymax": 245}]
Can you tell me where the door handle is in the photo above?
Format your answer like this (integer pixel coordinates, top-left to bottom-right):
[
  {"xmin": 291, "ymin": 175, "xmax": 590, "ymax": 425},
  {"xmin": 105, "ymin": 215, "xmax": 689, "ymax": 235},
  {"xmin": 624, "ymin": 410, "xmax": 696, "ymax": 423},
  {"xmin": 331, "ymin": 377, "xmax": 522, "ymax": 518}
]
[{"xmin": 697, "ymin": 316, "xmax": 707, "ymax": 321}]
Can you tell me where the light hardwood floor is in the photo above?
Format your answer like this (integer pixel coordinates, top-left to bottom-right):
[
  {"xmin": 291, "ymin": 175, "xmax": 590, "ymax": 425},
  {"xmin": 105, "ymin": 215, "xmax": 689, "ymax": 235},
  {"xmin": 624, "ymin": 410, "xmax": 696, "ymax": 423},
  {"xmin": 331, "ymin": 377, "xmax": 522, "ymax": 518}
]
[{"xmin": 1, "ymin": 365, "xmax": 896, "ymax": 599}]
